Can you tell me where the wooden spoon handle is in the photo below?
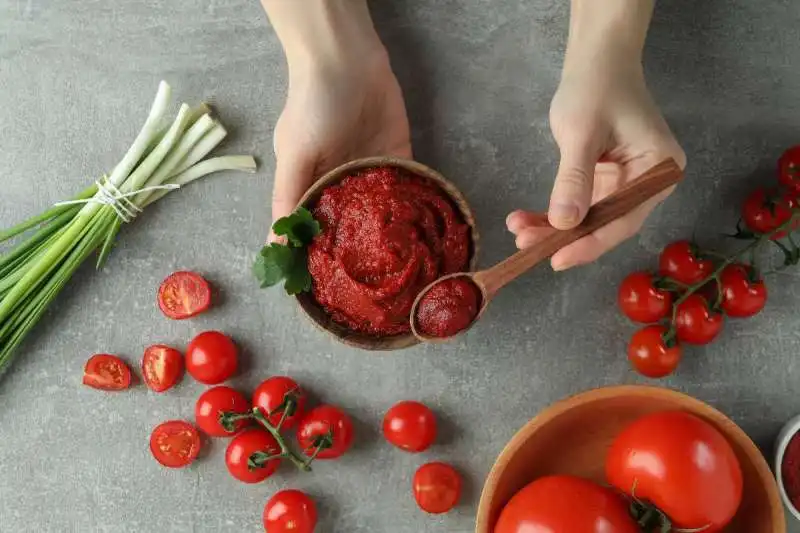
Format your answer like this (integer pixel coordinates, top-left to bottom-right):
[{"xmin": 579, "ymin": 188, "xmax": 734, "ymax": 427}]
[{"xmin": 477, "ymin": 158, "xmax": 684, "ymax": 296}]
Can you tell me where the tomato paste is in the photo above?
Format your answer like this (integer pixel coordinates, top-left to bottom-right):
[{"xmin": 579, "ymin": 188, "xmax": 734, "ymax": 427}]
[
  {"xmin": 308, "ymin": 166, "xmax": 471, "ymax": 336},
  {"xmin": 783, "ymin": 431, "xmax": 800, "ymax": 510},
  {"xmin": 415, "ymin": 277, "xmax": 481, "ymax": 338}
]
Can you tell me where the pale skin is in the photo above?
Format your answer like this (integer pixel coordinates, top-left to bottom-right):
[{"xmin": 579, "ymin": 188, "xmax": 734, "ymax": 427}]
[{"xmin": 261, "ymin": 0, "xmax": 686, "ymax": 269}]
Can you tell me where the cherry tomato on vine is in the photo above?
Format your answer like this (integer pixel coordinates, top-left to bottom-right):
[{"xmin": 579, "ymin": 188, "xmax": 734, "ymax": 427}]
[
  {"xmin": 297, "ymin": 405, "xmax": 354, "ymax": 460},
  {"xmin": 628, "ymin": 325, "xmax": 682, "ymax": 379},
  {"xmin": 263, "ymin": 490, "xmax": 318, "ymax": 533},
  {"xmin": 195, "ymin": 386, "xmax": 251, "ymax": 437},
  {"xmin": 720, "ymin": 264, "xmax": 768, "ymax": 318},
  {"xmin": 494, "ymin": 475, "xmax": 639, "ymax": 533},
  {"xmin": 658, "ymin": 240, "xmax": 713, "ymax": 285},
  {"xmin": 674, "ymin": 294, "xmax": 723, "ymax": 345},
  {"xmin": 186, "ymin": 330, "xmax": 237, "ymax": 384},
  {"xmin": 149, "ymin": 420, "xmax": 201, "ymax": 469},
  {"xmin": 412, "ymin": 462, "xmax": 462, "ymax": 514},
  {"xmin": 779, "ymin": 145, "xmax": 800, "ymax": 194},
  {"xmin": 383, "ymin": 400, "xmax": 437, "ymax": 453},
  {"xmin": 141, "ymin": 344, "xmax": 183, "ymax": 393},
  {"xmin": 157, "ymin": 271, "xmax": 212, "ymax": 320},
  {"xmin": 742, "ymin": 188, "xmax": 792, "ymax": 239},
  {"xmin": 83, "ymin": 354, "xmax": 132, "ymax": 391},
  {"xmin": 606, "ymin": 411, "xmax": 743, "ymax": 532},
  {"xmin": 253, "ymin": 376, "xmax": 308, "ymax": 430},
  {"xmin": 225, "ymin": 428, "xmax": 282, "ymax": 484},
  {"xmin": 617, "ymin": 272, "xmax": 673, "ymax": 323}
]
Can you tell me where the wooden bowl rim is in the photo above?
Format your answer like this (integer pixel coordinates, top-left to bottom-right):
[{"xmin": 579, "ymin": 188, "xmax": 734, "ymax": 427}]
[
  {"xmin": 475, "ymin": 384, "xmax": 785, "ymax": 533},
  {"xmin": 294, "ymin": 156, "xmax": 480, "ymax": 351}
]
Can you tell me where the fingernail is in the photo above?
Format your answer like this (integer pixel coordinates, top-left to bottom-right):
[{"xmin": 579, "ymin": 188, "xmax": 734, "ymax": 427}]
[{"xmin": 549, "ymin": 202, "xmax": 580, "ymax": 226}]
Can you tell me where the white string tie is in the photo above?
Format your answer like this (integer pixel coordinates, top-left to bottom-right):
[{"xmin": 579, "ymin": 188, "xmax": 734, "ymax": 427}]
[{"xmin": 54, "ymin": 177, "xmax": 179, "ymax": 223}]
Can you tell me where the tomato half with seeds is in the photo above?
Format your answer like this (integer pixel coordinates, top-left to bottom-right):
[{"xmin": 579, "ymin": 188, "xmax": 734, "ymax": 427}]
[
  {"xmin": 779, "ymin": 145, "xmax": 800, "ymax": 194},
  {"xmin": 628, "ymin": 325, "xmax": 682, "ymax": 379},
  {"xmin": 157, "ymin": 271, "xmax": 211, "ymax": 320},
  {"xmin": 186, "ymin": 330, "xmax": 238, "ymax": 384},
  {"xmin": 253, "ymin": 376, "xmax": 308, "ymax": 430},
  {"xmin": 742, "ymin": 188, "xmax": 792, "ymax": 239},
  {"xmin": 195, "ymin": 386, "xmax": 251, "ymax": 437},
  {"xmin": 383, "ymin": 400, "xmax": 437, "ymax": 453},
  {"xmin": 225, "ymin": 428, "xmax": 282, "ymax": 484},
  {"xmin": 297, "ymin": 405, "xmax": 354, "ymax": 460},
  {"xmin": 720, "ymin": 264, "xmax": 767, "ymax": 318},
  {"xmin": 149, "ymin": 420, "xmax": 201, "ymax": 468},
  {"xmin": 674, "ymin": 294, "xmax": 723, "ymax": 345},
  {"xmin": 617, "ymin": 272, "xmax": 673, "ymax": 323},
  {"xmin": 658, "ymin": 240, "xmax": 713, "ymax": 285},
  {"xmin": 83, "ymin": 354, "xmax": 132, "ymax": 391},
  {"xmin": 142, "ymin": 344, "xmax": 183, "ymax": 393},
  {"xmin": 263, "ymin": 490, "xmax": 318, "ymax": 533},
  {"xmin": 412, "ymin": 462, "xmax": 462, "ymax": 514}
]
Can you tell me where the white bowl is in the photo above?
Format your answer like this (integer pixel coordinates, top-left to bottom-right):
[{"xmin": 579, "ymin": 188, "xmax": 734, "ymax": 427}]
[{"xmin": 775, "ymin": 414, "xmax": 800, "ymax": 522}]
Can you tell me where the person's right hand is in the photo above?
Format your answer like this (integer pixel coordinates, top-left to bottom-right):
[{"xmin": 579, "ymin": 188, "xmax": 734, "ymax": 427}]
[{"xmin": 270, "ymin": 47, "xmax": 412, "ymax": 237}]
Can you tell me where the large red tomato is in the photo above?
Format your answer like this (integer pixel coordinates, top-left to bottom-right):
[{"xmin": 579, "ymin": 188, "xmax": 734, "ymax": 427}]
[
  {"xmin": 606, "ymin": 411, "xmax": 743, "ymax": 532},
  {"xmin": 494, "ymin": 475, "xmax": 638, "ymax": 533}
]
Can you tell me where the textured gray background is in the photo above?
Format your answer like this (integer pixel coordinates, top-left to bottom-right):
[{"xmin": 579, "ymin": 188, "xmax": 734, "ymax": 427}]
[{"xmin": 1, "ymin": 0, "xmax": 800, "ymax": 532}]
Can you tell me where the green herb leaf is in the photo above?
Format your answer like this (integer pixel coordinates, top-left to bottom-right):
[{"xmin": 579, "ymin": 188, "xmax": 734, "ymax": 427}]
[
  {"xmin": 273, "ymin": 207, "xmax": 321, "ymax": 247},
  {"xmin": 283, "ymin": 248, "xmax": 312, "ymax": 295},
  {"xmin": 253, "ymin": 243, "xmax": 295, "ymax": 288}
]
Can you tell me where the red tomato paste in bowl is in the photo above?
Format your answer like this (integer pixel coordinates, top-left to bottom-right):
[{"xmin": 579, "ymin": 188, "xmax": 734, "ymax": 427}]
[
  {"xmin": 307, "ymin": 166, "xmax": 471, "ymax": 336},
  {"xmin": 415, "ymin": 277, "xmax": 482, "ymax": 338}
]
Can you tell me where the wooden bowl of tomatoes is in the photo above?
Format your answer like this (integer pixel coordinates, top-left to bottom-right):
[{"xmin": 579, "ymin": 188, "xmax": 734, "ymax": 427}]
[{"xmin": 476, "ymin": 385, "xmax": 784, "ymax": 533}]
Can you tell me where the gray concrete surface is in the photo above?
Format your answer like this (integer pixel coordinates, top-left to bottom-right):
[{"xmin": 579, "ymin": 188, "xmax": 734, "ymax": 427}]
[{"xmin": 1, "ymin": 1, "xmax": 800, "ymax": 531}]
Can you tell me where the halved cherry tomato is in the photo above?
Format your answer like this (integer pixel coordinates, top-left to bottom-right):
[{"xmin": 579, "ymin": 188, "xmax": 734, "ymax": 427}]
[
  {"xmin": 628, "ymin": 325, "xmax": 682, "ymax": 379},
  {"xmin": 149, "ymin": 420, "xmax": 201, "ymax": 469},
  {"xmin": 720, "ymin": 264, "xmax": 768, "ymax": 318},
  {"xmin": 225, "ymin": 428, "xmax": 281, "ymax": 484},
  {"xmin": 83, "ymin": 354, "xmax": 132, "ymax": 391},
  {"xmin": 253, "ymin": 376, "xmax": 308, "ymax": 430},
  {"xmin": 742, "ymin": 188, "xmax": 792, "ymax": 239},
  {"xmin": 186, "ymin": 330, "xmax": 237, "ymax": 384},
  {"xmin": 658, "ymin": 240, "xmax": 713, "ymax": 285},
  {"xmin": 297, "ymin": 405, "xmax": 354, "ymax": 460},
  {"xmin": 195, "ymin": 386, "xmax": 251, "ymax": 437},
  {"xmin": 263, "ymin": 490, "xmax": 318, "ymax": 533},
  {"xmin": 141, "ymin": 344, "xmax": 183, "ymax": 393},
  {"xmin": 383, "ymin": 401, "xmax": 437, "ymax": 453},
  {"xmin": 157, "ymin": 271, "xmax": 211, "ymax": 320},
  {"xmin": 617, "ymin": 272, "xmax": 673, "ymax": 323},
  {"xmin": 412, "ymin": 462, "xmax": 462, "ymax": 514},
  {"xmin": 674, "ymin": 294, "xmax": 723, "ymax": 345},
  {"xmin": 779, "ymin": 145, "xmax": 800, "ymax": 194}
]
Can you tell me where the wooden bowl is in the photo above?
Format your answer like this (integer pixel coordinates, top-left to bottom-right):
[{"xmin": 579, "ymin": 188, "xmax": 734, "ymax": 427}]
[
  {"xmin": 476, "ymin": 385, "xmax": 784, "ymax": 533},
  {"xmin": 295, "ymin": 156, "xmax": 479, "ymax": 351}
]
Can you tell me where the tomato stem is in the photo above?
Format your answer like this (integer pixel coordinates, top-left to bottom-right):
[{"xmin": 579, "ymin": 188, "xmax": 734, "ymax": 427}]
[{"xmin": 249, "ymin": 407, "xmax": 311, "ymax": 472}]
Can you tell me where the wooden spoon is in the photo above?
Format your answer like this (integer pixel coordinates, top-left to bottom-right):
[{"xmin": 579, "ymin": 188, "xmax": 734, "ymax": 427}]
[{"xmin": 410, "ymin": 158, "xmax": 684, "ymax": 343}]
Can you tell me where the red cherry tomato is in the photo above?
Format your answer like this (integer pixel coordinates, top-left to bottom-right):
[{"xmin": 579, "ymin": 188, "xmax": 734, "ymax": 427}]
[
  {"xmin": 494, "ymin": 475, "xmax": 639, "ymax": 533},
  {"xmin": 606, "ymin": 411, "xmax": 743, "ymax": 532},
  {"xmin": 383, "ymin": 401, "xmax": 437, "ymax": 453},
  {"xmin": 186, "ymin": 331, "xmax": 237, "ymax": 384},
  {"xmin": 412, "ymin": 462, "xmax": 462, "ymax": 514},
  {"xmin": 659, "ymin": 240, "xmax": 713, "ymax": 285},
  {"xmin": 628, "ymin": 325, "xmax": 682, "ymax": 379},
  {"xmin": 141, "ymin": 344, "xmax": 183, "ymax": 393},
  {"xmin": 157, "ymin": 271, "xmax": 211, "ymax": 320},
  {"xmin": 225, "ymin": 428, "xmax": 281, "ymax": 484},
  {"xmin": 617, "ymin": 272, "xmax": 673, "ymax": 323},
  {"xmin": 674, "ymin": 294, "xmax": 723, "ymax": 345},
  {"xmin": 742, "ymin": 188, "xmax": 792, "ymax": 239},
  {"xmin": 297, "ymin": 405, "xmax": 354, "ymax": 460},
  {"xmin": 83, "ymin": 354, "xmax": 131, "ymax": 391},
  {"xmin": 779, "ymin": 145, "xmax": 800, "ymax": 194},
  {"xmin": 195, "ymin": 386, "xmax": 251, "ymax": 437},
  {"xmin": 720, "ymin": 264, "xmax": 768, "ymax": 318},
  {"xmin": 263, "ymin": 490, "xmax": 318, "ymax": 533},
  {"xmin": 253, "ymin": 376, "xmax": 308, "ymax": 430},
  {"xmin": 149, "ymin": 420, "xmax": 201, "ymax": 469}
]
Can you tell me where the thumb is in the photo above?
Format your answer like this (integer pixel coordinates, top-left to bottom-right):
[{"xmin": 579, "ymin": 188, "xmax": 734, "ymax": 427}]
[
  {"xmin": 548, "ymin": 139, "xmax": 601, "ymax": 230},
  {"xmin": 269, "ymin": 151, "xmax": 316, "ymax": 242}
]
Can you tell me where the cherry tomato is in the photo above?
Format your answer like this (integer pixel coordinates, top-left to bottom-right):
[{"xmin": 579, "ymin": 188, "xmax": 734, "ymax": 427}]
[
  {"xmin": 742, "ymin": 187, "xmax": 792, "ymax": 239},
  {"xmin": 195, "ymin": 386, "xmax": 251, "ymax": 437},
  {"xmin": 83, "ymin": 354, "xmax": 131, "ymax": 391},
  {"xmin": 225, "ymin": 428, "xmax": 282, "ymax": 484},
  {"xmin": 628, "ymin": 325, "xmax": 682, "ymax": 379},
  {"xmin": 297, "ymin": 405, "xmax": 354, "ymax": 460},
  {"xmin": 674, "ymin": 294, "xmax": 723, "ymax": 344},
  {"xmin": 658, "ymin": 240, "xmax": 713, "ymax": 285},
  {"xmin": 617, "ymin": 272, "xmax": 673, "ymax": 323},
  {"xmin": 141, "ymin": 344, "xmax": 183, "ymax": 393},
  {"xmin": 412, "ymin": 462, "xmax": 462, "ymax": 514},
  {"xmin": 149, "ymin": 420, "xmax": 201, "ymax": 469},
  {"xmin": 383, "ymin": 400, "xmax": 437, "ymax": 453},
  {"xmin": 186, "ymin": 330, "xmax": 237, "ymax": 384},
  {"xmin": 253, "ymin": 376, "xmax": 308, "ymax": 430},
  {"xmin": 606, "ymin": 411, "xmax": 743, "ymax": 532},
  {"xmin": 157, "ymin": 271, "xmax": 211, "ymax": 320},
  {"xmin": 779, "ymin": 145, "xmax": 800, "ymax": 194},
  {"xmin": 720, "ymin": 264, "xmax": 767, "ymax": 318},
  {"xmin": 494, "ymin": 475, "xmax": 639, "ymax": 533},
  {"xmin": 263, "ymin": 490, "xmax": 318, "ymax": 533}
]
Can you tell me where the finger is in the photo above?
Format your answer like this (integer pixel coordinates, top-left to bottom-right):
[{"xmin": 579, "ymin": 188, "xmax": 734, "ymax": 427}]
[
  {"xmin": 549, "ymin": 136, "xmax": 603, "ymax": 230},
  {"xmin": 270, "ymin": 152, "xmax": 316, "ymax": 242},
  {"xmin": 514, "ymin": 226, "xmax": 558, "ymax": 250},
  {"xmin": 506, "ymin": 210, "xmax": 550, "ymax": 235}
]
